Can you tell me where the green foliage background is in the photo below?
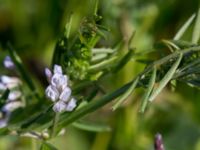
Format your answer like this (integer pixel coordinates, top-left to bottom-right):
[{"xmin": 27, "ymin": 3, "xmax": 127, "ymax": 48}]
[{"xmin": 0, "ymin": 0, "xmax": 200, "ymax": 150}]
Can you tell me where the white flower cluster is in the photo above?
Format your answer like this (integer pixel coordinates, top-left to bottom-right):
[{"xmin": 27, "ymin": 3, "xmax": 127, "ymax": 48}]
[
  {"xmin": 45, "ymin": 65, "xmax": 77, "ymax": 113},
  {"xmin": 0, "ymin": 56, "xmax": 23, "ymax": 128}
]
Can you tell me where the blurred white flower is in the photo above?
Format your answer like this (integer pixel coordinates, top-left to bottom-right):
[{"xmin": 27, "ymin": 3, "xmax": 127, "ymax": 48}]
[
  {"xmin": 0, "ymin": 83, "xmax": 6, "ymax": 91},
  {"xmin": 3, "ymin": 56, "xmax": 15, "ymax": 69},
  {"xmin": 8, "ymin": 91, "xmax": 22, "ymax": 101},
  {"xmin": 45, "ymin": 85, "xmax": 59, "ymax": 102},
  {"xmin": 2, "ymin": 101, "xmax": 23, "ymax": 112},
  {"xmin": 0, "ymin": 76, "xmax": 21, "ymax": 89},
  {"xmin": 0, "ymin": 119, "xmax": 7, "ymax": 128}
]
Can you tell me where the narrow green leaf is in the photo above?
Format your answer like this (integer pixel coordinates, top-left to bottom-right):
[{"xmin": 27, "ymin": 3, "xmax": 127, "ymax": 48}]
[
  {"xmin": 40, "ymin": 142, "xmax": 58, "ymax": 150},
  {"xmin": 162, "ymin": 40, "xmax": 180, "ymax": 51},
  {"xmin": 57, "ymin": 80, "xmax": 134, "ymax": 129},
  {"xmin": 192, "ymin": 8, "xmax": 200, "ymax": 44},
  {"xmin": 149, "ymin": 54, "xmax": 182, "ymax": 102},
  {"xmin": 112, "ymin": 77, "xmax": 139, "ymax": 110},
  {"xmin": 113, "ymin": 49, "xmax": 135, "ymax": 73},
  {"xmin": 139, "ymin": 68, "xmax": 156, "ymax": 113},
  {"xmin": 89, "ymin": 56, "xmax": 118, "ymax": 72},
  {"xmin": 174, "ymin": 14, "xmax": 196, "ymax": 40},
  {"xmin": 92, "ymin": 48, "xmax": 115, "ymax": 54},
  {"xmin": 65, "ymin": 13, "xmax": 73, "ymax": 39},
  {"xmin": 7, "ymin": 43, "xmax": 40, "ymax": 100},
  {"xmin": 72, "ymin": 121, "xmax": 111, "ymax": 132}
]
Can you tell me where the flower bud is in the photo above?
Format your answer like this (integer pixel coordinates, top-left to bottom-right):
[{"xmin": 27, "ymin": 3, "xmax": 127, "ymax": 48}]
[
  {"xmin": 59, "ymin": 87, "xmax": 71, "ymax": 102},
  {"xmin": 45, "ymin": 85, "xmax": 59, "ymax": 102},
  {"xmin": 45, "ymin": 68, "xmax": 52, "ymax": 82},
  {"xmin": 66, "ymin": 98, "xmax": 76, "ymax": 111},
  {"xmin": 3, "ymin": 56, "xmax": 15, "ymax": 69},
  {"xmin": 2, "ymin": 101, "xmax": 23, "ymax": 112},
  {"xmin": 51, "ymin": 73, "xmax": 68, "ymax": 90},
  {"xmin": 0, "ymin": 83, "xmax": 6, "ymax": 91},
  {"xmin": 53, "ymin": 101, "xmax": 67, "ymax": 113},
  {"xmin": 8, "ymin": 91, "xmax": 21, "ymax": 101},
  {"xmin": 0, "ymin": 76, "xmax": 21, "ymax": 89},
  {"xmin": 0, "ymin": 119, "xmax": 7, "ymax": 128},
  {"xmin": 54, "ymin": 64, "xmax": 62, "ymax": 74}
]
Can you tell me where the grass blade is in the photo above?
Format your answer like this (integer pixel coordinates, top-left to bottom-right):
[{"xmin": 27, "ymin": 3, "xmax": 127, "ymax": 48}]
[
  {"xmin": 149, "ymin": 54, "xmax": 182, "ymax": 102},
  {"xmin": 40, "ymin": 142, "xmax": 58, "ymax": 150},
  {"xmin": 73, "ymin": 121, "xmax": 111, "ymax": 132},
  {"xmin": 139, "ymin": 68, "xmax": 156, "ymax": 113},
  {"xmin": 57, "ymin": 80, "xmax": 134, "ymax": 129},
  {"xmin": 7, "ymin": 43, "xmax": 40, "ymax": 100},
  {"xmin": 192, "ymin": 8, "xmax": 200, "ymax": 44},
  {"xmin": 112, "ymin": 77, "xmax": 139, "ymax": 110},
  {"xmin": 174, "ymin": 14, "xmax": 196, "ymax": 40}
]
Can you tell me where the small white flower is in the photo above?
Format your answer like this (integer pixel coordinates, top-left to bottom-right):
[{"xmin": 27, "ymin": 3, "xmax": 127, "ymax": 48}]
[
  {"xmin": 1, "ymin": 76, "xmax": 21, "ymax": 89},
  {"xmin": 45, "ymin": 68, "xmax": 52, "ymax": 82},
  {"xmin": 54, "ymin": 64, "xmax": 62, "ymax": 74},
  {"xmin": 51, "ymin": 73, "xmax": 68, "ymax": 90},
  {"xmin": 8, "ymin": 91, "xmax": 21, "ymax": 101},
  {"xmin": 3, "ymin": 56, "xmax": 15, "ymax": 69},
  {"xmin": 45, "ymin": 85, "xmax": 59, "ymax": 102},
  {"xmin": 59, "ymin": 87, "xmax": 71, "ymax": 102},
  {"xmin": 53, "ymin": 101, "xmax": 67, "ymax": 113},
  {"xmin": 0, "ymin": 83, "xmax": 6, "ymax": 91},
  {"xmin": 0, "ymin": 119, "xmax": 7, "ymax": 128},
  {"xmin": 66, "ymin": 98, "xmax": 77, "ymax": 111},
  {"xmin": 2, "ymin": 101, "xmax": 23, "ymax": 112}
]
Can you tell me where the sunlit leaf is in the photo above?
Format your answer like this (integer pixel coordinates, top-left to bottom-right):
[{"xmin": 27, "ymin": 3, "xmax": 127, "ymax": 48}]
[
  {"xmin": 174, "ymin": 14, "xmax": 196, "ymax": 40},
  {"xmin": 149, "ymin": 54, "xmax": 182, "ymax": 101},
  {"xmin": 139, "ymin": 68, "xmax": 156, "ymax": 113}
]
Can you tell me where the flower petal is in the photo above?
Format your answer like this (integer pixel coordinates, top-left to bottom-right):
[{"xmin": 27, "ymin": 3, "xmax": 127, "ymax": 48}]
[
  {"xmin": 8, "ymin": 91, "xmax": 21, "ymax": 101},
  {"xmin": 45, "ymin": 68, "xmax": 52, "ymax": 82},
  {"xmin": 45, "ymin": 85, "xmax": 59, "ymax": 102},
  {"xmin": 51, "ymin": 73, "xmax": 68, "ymax": 90},
  {"xmin": 59, "ymin": 87, "xmax": 71, "ymax": 102},
  {"xmin": 66, "ymin": 98, "xmax": 77, "ymax": 111},
  {"xmin": 53, "ymin": 101, "xmax": 67, "ymax": 113},
  {"xmin": 54, "ymin": 64, "xmax": 62, "ymax": 74}
]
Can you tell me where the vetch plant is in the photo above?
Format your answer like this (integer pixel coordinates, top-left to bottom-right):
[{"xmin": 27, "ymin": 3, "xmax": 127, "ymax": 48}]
[
  {"xmin": 45, "ymin": 65, "xmax": 77, "ymax": 113},
  {"xmin": 0, "ymin": 3, "xmax": 200, "ymax": 149},
  {"xmin": 0, "ymin": 57, "xmax": 23, "ymax": 128}
]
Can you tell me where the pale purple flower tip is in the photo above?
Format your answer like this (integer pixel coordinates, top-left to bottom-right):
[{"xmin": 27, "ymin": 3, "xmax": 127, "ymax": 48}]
[
  {"xmin": 51, "ymin": 73, "xmax": 68, "ymax": 90},
  {"xmin": 0, "ymin": 119, "xmax": 7, "ymax": 128},
  {"xmin": 45, "ymin": 85, "xmax": 59, "ymax": 102},
  {"xmin": 66, "ymin": 98, "xmax": 77, "ymax": 111},
  {"xmin": 0, "ymin": 83, "xmax": 6, "ymax": 91},
  {"xmin": 2, "ymin": 101, "xmax": 23, "ymax": 112},
  {"xmin": 54, "ymin": 64, "xmax": 62, "ymax": 74},
  {"xmin": 0, "ymin": 76, "xmax": 21, "ymax": 88},
  {"xmin": 59, "ymin": 87, "xmax": 71, "ymax": 102},
  {"xmin": 8, "ymin": 91, "xmax": 22, "ymax": 101},
  {"xmin": 53, "ymin": 101, "xmax": 67, "ymax": 113},
  {"xmin": 3, "ymin": 56, "xmax": 15, "ymax": 69},
  {"xmin": 45, "ymin": 68, "xmax": 52, "ymax": 82},
  {"xmin": 154, "ymin": 133, "xmax": 165, "ymax": 150}
]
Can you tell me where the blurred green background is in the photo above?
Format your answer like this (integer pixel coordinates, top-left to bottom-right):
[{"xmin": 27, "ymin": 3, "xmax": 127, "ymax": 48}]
[{"xmin": 1, "ymin": 0, "xmax": 200, "ymax": 150}]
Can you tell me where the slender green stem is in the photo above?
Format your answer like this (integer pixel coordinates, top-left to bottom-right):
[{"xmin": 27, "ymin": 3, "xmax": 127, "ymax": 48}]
[
  {"xmin": 31, "ymin": 139, "xmax": 37, "ymax": 150},
  {"xmin": 50, "ymin": 113, "xmax": 59, "ymax": 138}
]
